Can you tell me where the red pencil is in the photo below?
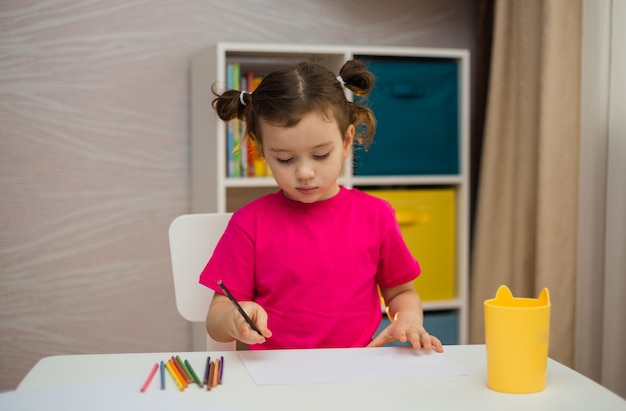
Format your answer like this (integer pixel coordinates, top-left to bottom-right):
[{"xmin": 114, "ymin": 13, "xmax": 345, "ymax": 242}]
[
  {"xmin": 140, "ymin": 363, "xmax": 159, "ymax": 392},
  {"xmin": 172, "ymin": 355, "xmax": 192, "ymax": 383}
]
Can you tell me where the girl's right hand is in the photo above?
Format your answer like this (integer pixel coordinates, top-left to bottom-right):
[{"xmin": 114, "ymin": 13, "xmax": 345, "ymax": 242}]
[{"xmin": 228, "ymin": 301, "xmax": 272, "ymax": 345}]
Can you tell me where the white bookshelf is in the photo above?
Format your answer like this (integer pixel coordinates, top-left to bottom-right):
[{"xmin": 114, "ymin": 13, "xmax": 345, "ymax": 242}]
[{"xmin": 191, "ymin": 42, "xmax": 470, "ymax": 344}]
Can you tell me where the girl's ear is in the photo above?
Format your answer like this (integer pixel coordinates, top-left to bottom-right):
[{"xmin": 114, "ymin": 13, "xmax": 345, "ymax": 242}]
[{"xmin": 342, "ymin": 125, "xmax": 355, "ymax": 159}]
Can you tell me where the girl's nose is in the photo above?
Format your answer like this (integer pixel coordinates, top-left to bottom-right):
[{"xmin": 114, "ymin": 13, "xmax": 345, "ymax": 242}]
[{"xmin": 296, "ymin": 162, "xmax": 314, "ymax": 181}]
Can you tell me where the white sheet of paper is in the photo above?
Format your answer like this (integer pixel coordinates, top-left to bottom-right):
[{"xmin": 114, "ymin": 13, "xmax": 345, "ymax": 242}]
[
  {"xmin": 238, "ymin": 346, "xmax": 467, "ymax": 385},
  {"xmin": 0, "ymin": 378, "xmax": 236, "ymax": 411}
]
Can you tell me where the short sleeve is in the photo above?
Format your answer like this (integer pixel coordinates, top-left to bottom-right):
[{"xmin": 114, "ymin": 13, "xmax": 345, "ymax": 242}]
[
  {"xmin": 374, "ymin": 200, "xmax": 421, "ymax": 288},
  {"xmin": 199, "ymin": 213, "xmax": 257, "ymax": 301}
]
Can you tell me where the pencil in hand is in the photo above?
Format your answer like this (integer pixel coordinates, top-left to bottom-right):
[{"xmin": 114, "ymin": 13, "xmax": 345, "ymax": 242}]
[{"xmin": 217, "ymin": 280, "xmax": 264, "ymax": 336}]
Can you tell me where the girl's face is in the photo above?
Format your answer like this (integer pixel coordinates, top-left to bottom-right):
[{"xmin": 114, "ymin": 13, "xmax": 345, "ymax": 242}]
[{"xmin": 260, "ymin": 112, "xmax": 354, "ymax": 203}]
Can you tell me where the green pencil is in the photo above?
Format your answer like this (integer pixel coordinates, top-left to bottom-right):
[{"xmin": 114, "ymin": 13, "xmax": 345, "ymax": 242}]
[{"xmin": 185, "ymin": 359, "xmax": 203, "ymax": 387}]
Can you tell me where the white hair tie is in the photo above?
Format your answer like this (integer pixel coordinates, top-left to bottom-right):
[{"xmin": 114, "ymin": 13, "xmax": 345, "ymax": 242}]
[
  {"xmin": 239, "ymin": 91, "xmax": 249, "ymax": 106},
  {"xmin": 336, "ymin": 75, "xmax": 346, "ymax": 88}
]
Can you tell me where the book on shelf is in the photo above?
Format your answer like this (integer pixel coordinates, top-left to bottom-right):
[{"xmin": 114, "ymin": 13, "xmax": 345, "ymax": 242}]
[
  {"xmin": 232, "ymin": 63, "xmax": 242, "ymax": 178},
  {"xmin": 225, "ymin": 64, "xmax": 271, "ymax": 178},
  {"xmin": 226, "ymin": 63, "xmax": 236, "ymax": 178}
]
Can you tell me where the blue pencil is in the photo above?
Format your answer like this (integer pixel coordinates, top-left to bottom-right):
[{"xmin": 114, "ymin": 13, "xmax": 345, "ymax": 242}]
[{"xmin": 160, "ymin": 360, "xmax": 165, "ymax": 390}]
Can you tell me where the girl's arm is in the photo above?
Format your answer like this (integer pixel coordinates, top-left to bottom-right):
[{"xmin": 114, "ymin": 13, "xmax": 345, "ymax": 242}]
[
  {"xmin": 369, "ymin": 282, "xmax": 444, "ymax": 352},
  {"xmin": 205, "ymin": 293, "xmax": 272, "ymax": 345}
]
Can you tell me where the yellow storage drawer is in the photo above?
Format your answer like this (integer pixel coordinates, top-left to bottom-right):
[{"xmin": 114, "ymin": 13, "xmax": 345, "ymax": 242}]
[{"xmin": 365, "ymin": 189, "xmax": 456, "ymax": 301}]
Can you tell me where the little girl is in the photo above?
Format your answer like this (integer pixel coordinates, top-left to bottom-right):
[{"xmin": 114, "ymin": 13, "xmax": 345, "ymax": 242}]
[{"xmin": 200, "ymin": 59, "xmax": 443, "ymax": 353}]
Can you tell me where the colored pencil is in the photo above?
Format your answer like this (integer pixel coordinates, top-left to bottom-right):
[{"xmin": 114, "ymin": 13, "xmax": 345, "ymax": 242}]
[
  {"xmin": 211, "ymin": 358, "xmax": 220, "ymax": 388},
  {"xmin": 170, "ymin": 358, "xmax": 189, "ymax": 389},
  {"xmin": 185, "ymin": 359, "xmax": 203, "ymax": 387},
  {"xmin": 164, "ymin": 360, "xmax": 185, "ymax": 391},
  {"xmin": 217, "ymin": 280, "xmax": 263, "ymax": 335},
  {"xmin": 172, "ymin": 355, "xmax": 192, "ymax": 383},
  {"xmin": 140, "ymin": 362, "xmax": 159, "ymax": 392},
  {"xmin": 160, "ymin": 360, "xmax": 165, "ymax": 390},
  {"xmin": 203, "ymin": 356, "xmax": 211, "ymax": 386},
  {"xmin": 207, "ymin": 361, "xmax": 215, "ymax": 391},
  {"xmin": 218, "ymin": 356, "xmax": 224, "ymax": 384},
  {"xmin": 176, "ymin": 355, "xmax": 193, "ymax": 381}
]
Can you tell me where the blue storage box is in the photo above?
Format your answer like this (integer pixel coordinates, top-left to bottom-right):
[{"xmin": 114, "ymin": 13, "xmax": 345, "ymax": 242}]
[
  {"xmin": 374, "ymin": 310, "xmax": 459, "ymax": 346},
  {"xmin": 353, "ymin": 57, "xmax": 459, "ymax": 176}
]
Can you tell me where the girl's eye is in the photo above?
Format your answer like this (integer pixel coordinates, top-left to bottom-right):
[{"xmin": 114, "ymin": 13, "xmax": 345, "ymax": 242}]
[
  {"xmin": 277, "ymin": 158, "xmax": 294, "ymax": 164},
  {"xmin": 313, "ymin": 153, "xmax": 330, "ymax": 161}
]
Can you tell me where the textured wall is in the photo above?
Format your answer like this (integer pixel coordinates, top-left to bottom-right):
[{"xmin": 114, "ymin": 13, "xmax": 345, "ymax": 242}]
[{"xmin": 0, "ymin": 0, "xmax": 476, "ymax": 391}]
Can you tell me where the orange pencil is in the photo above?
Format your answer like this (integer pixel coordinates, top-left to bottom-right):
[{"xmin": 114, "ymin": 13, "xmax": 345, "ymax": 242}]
[
  {"xmin": 164, "ymin": 359, "xmax": 185, "ymax": 391},
  {"xmin": 211, "ymin": 358, "xmax": 220, "ymax": 388},
  {"xmin": 206, "ymin": 361, "xmax": 215, "ymax": 391},
  {"xmin": 168, "ymin": 358, "xmax": 187, "ymax": 389}
]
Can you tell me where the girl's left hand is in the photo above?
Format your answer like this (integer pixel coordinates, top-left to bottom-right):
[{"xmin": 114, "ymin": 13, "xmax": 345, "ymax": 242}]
[{"xmin": 367, "ymin": 321, "xmax": 444, "ymax": 352}]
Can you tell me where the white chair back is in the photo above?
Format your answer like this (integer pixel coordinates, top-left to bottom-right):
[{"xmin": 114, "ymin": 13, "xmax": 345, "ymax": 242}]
[{"xmin": 168, "ymin": 213, "xmax": 235, "ymax": 351}]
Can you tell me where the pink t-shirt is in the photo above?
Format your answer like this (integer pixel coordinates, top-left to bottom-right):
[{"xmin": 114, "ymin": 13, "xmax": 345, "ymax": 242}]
[{"xmin": 199, "ymin": 186, "xmax": 420, "ymax": 350}]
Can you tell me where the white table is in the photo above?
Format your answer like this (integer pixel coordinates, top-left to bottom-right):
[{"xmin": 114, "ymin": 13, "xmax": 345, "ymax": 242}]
[{"xmin": 16, "ymin": 345, "xmax": 626, "ymax": 411}]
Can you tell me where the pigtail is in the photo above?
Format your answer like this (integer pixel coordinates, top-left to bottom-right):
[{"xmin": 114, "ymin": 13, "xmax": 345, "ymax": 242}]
[
  {"xmin": 338, "ymin": 60, "xmax": 375, "ymax": 97},
  {"xmin": 211, "ymin": 84, "xmax": 247, "ymax": 122},
  {"xmin": 338, "ymin": 60, "xmax": 376, "ymax": 149}
]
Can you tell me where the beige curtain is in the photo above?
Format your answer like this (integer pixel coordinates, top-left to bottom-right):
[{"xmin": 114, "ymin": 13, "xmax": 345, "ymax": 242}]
[
  {"xmin": 469, "ymin": 0, "xmax": 581, "ymax": 368},
  {"xmin": 578, "ymin": 0, "xmax": 626, "ymax": 399}
]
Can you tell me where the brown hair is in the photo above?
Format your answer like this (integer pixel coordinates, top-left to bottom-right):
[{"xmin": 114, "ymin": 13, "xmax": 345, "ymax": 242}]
[{"xmin": 211, "ymin": 59, "xmax": 376, "ymax": 158}]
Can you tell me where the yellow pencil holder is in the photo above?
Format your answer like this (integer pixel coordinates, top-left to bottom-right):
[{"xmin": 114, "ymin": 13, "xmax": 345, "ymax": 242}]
[{"xmin": 484, "ymin": 285, "xmax": 550, "ymax": 394}]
